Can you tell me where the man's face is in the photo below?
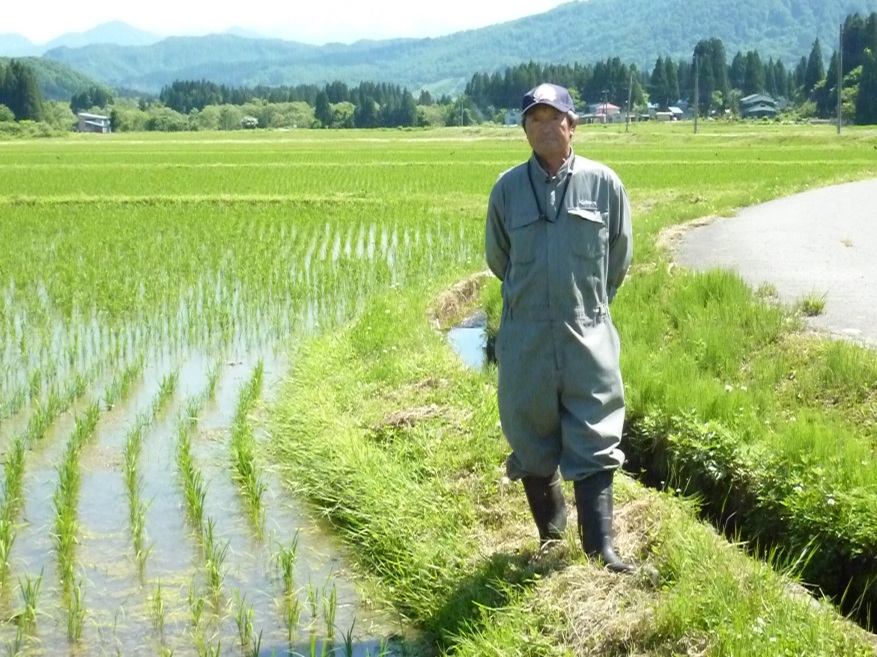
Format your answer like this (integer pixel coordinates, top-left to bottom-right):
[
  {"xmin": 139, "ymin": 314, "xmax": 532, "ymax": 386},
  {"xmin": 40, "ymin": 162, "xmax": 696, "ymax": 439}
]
[{"xmin": 524, "ymin": 105, "xmax": 577, "ymax": 162}]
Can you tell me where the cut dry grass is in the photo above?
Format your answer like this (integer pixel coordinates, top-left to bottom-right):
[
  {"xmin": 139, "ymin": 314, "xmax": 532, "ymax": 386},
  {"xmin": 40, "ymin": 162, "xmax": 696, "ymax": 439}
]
[{"xmin": 428, "ymin": 270, "xmax": 492, "ymax": 330}]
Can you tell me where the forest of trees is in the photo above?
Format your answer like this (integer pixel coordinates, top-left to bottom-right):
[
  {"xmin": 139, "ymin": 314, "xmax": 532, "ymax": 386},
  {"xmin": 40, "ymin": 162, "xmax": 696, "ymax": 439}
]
[
  {"xmin": 158, "ymin": 80, "xmax": 422, "ymax": 129},
  {"xmin": 0, "ymin": 59, "xmax": 44, "ymax": 121},
  {"xmin": 70, "ymin": 86, "xmax": 114, "ymax": 114},
  {"xmin": 465, "ymin": 12, "xmax": 877, "ymax": 124},
  {"xmin": 2, "ymin": 12, "xmax": 876, "ymax": 133}
]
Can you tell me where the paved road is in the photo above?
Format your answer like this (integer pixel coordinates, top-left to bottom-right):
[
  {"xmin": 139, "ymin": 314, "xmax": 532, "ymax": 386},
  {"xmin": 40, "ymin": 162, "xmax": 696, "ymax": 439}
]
[{"xmin": 675, "ymin": 178, "xmax": 877, "ymax": 346}]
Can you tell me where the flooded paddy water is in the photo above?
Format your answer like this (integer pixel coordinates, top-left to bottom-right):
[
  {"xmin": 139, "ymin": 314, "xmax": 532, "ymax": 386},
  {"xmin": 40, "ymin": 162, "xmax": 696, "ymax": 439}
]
[
  {"xmin": 1, "ymin": 343, "xmax": 399, "ymax": 656},
  {"xmin": 0, "ymin": 132, "xmax": 489, "ymax": 655}
]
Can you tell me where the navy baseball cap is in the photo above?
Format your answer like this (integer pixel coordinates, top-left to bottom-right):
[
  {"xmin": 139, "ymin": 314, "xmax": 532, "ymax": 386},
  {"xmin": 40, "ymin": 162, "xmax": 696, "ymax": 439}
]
[{"xmin": 522, "ymin": 83, "xmax": 576, "ymax": 116}]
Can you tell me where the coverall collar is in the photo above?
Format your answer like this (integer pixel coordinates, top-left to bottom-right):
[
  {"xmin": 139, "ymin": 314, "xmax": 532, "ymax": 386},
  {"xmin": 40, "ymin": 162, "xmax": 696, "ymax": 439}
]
[{"xmin": 530, "ymin": 148, "xmax": 575, "ymax": 182}]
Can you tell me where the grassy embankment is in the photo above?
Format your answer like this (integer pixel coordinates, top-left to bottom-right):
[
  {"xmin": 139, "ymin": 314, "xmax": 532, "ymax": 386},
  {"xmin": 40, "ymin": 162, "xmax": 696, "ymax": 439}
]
[{"xmin": 270, "ymin": 124, "xmax": 877, "ymax": 655}]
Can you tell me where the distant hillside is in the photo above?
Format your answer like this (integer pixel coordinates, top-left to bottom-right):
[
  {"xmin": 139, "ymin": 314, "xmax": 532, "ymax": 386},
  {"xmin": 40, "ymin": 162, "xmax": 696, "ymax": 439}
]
[
  {"xmin": 43, "ymin": 0, "xmax": 877, "ymax": 93},
  {"xmin": 0, "ymin": 34, "xmax": 39, "ymax": 57},
  {"xmin": 0, "ymin": 21, "xmax": 162, "ymax": 58},
  {"xmin": 0, "ymin": 57, "xmax": 107, "ymax": 101},
  {"xmin": 43, "ymin": 21, "xmax": 161, "ymax": 51}
]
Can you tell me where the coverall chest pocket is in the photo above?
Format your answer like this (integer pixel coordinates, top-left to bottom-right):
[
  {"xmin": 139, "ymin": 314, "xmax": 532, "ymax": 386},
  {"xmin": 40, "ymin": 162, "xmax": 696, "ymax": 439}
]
[
  {"xmin": 508, "ymin": 213, "xmax": 543, "ymax": 264},
  {"xmin": 567, "ymin": 208, "xmax": 607, "ymax": 260}
]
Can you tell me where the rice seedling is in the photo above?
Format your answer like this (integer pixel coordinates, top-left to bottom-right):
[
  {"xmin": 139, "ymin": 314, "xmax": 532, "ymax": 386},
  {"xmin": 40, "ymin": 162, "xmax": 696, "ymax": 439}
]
[
  {"xmin": 52, "ymin": 402, "xmax": 100, "ymax": 592},
  {"xmin": 18, "ymin": 571, "xmax": 42, "ymax": 634},
  {"xmin": 322, "ymin": 583, "xmax": 338, "ymax": 640},
  {"xmin": 185, "ymin": 397, "xmax": 204, "ymax": 428},
  {"xmin": 4, "ymin": 625, "xmax": 25, "ymax": 657},
  {"xmin": 27, "ymin": 367, "xmax": 41, "ymax": 399},
  {"xmin": 0, "ymin": 514, "xmax": 15, "ymax": 587},
  {"xmin": 2, "ymin": 437, "xmax": 26, "ymax": 507},
  {"xmin": 131, "ymin": 504, "xmax": 153, "ymax": 573},
  {"xmin": 188, "ymin": 580, "xmax": 205, "ymax": 629},
  {"xmin": 67, "ymin": 579, "xmax": 86, "ymax": 641},
  {"xmin": 306, "ymin": 578, "xmax": 319, "ymax": 621},
  {"xmin": 229, "ymin": 434, "xmax": 265, "ymax": 527},
  {"xmin": 184, "ymin": 470, "xmax": 207, "ymax": 530},
  {"xmin": 274, "ymin": 531, "xmax": 299, "ymax": 595},
  {"xmin": 103, "ymin": 359, "xmax": 144, "ymax": 409},
  {"xmin": 310, "ymin": 633, "xmax": 320, "ymax": 657},
  {"xmin": 248, "ymin": 630, "xmax": 262, "ymax": 657},
  {"xmin": 195, "ymin": 637, "xmax": 222, "ymax": 657},
  {"xmin": 229, "ymin": 363, "xmax": 267, "ymax": 527},
  {"xmin": 233, "ymin": 589, "xmax": 254, "ymax": 648},
  {"xmin": 150, "ymin": 581, "xmax": 166, "ymax": 635},
  {"xmin": 0, "ymin": 437, "xmax": 25, "ymax": 587},
  {"xmin": 153, "ymin": 370, "xmax": 179, "ymax": 416},
  {"xmin": 206, "ymin": 361, "xmax": 221, "ymax": 399},
  {"xmin": 176, "ymin": 401, "xmax": 208, "ymax": 530},
  {"xmin": 122, "ymin": 384, "xmax": 177, "ymax": 573},
  {"xmin": 285, "ymin": 594, "xmax": 302, "ymax": 643},
  {"xmin": 203, "ymin": 518, "xmax": 229, "ymax": 597},
  {"xmin": 340, "ymin": 618, "xmax": 358, "ymax": 657}
]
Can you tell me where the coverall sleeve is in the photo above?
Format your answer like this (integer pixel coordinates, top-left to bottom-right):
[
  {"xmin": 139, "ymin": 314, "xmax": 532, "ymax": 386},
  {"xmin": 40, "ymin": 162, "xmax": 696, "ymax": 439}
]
[
  {"xmin": 485, "ymin": 181, "xmax": 510, "ymax": 281},
  {"xmin": 606, "ymin": 178, "xmax": 633, "ymax": 303}
]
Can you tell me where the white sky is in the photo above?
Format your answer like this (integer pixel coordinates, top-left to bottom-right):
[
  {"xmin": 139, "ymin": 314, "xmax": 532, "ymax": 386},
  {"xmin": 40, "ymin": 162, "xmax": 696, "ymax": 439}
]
[{"xmin": 7, "ymin": 0, "xmax": 571, "ymax": 45}]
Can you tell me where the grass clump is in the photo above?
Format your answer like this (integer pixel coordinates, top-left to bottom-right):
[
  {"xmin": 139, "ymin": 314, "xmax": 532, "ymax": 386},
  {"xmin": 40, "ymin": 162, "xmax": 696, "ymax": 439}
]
[{"xmin": 799, "ymin": 290, "xmax": 828, "ymax": 316}]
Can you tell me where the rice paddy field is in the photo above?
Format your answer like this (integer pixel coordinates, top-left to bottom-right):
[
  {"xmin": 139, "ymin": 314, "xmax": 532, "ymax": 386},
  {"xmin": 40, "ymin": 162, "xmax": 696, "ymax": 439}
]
[{"xmin": 2, "ymin": 123, "xmax": 877, "ymax": 656}]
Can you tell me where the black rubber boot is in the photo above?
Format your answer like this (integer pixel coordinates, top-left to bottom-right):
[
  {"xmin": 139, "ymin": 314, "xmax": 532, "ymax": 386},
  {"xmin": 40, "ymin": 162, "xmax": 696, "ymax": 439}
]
[
  {"xmin": 521, "ymin": 471, "xmax": 568, "ymax": 546},
  {"xmin": 574, "ymin": 471, "xmax": 635, "ymax": 573}
]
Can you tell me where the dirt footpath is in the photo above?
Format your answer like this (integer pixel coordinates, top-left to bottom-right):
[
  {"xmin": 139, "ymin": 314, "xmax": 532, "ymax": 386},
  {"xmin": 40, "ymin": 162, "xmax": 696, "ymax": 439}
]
[{"xmin": 673, "ymin": 178, "xmax": 877, "ymax": 347}]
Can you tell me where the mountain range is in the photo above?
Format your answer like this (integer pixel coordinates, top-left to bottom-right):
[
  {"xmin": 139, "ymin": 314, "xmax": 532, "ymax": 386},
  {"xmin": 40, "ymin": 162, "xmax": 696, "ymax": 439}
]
[
  {"xmin": 0, "ymin": 21, "xmax": 163, "ymax": 57},
  {"xmin": 4, "ymin": 0, "xmax": 877, "ymax": 97}
]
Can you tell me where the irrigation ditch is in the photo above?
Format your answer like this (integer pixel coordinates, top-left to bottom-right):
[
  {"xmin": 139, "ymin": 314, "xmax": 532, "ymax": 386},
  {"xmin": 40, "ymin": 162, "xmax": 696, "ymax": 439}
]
[{"xmin": 444, "ymin": 274, "xmax": 877, "ymax": 636}]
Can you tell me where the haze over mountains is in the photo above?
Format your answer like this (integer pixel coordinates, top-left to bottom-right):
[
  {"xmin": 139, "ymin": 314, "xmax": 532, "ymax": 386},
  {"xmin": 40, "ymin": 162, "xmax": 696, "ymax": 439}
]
[
  {"xmin": 4, "ymin": 0, "xmax": 877, "ymax": 95},
  {"xmin": 0, "ymin": 21, "xmax": 164, "ymax": 57}
]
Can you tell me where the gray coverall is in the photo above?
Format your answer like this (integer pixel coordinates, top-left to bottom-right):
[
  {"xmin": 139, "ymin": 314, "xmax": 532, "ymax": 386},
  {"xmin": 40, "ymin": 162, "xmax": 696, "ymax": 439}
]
[{"xmin": 485, "ymin": 150, "xmax": 633, "ymax": 482}]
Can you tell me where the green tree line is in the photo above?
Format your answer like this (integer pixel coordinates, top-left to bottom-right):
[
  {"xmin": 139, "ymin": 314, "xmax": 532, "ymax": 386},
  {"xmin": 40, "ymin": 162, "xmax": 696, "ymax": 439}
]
[
  {"xmin": 464, "ymin": 12, "xmax": 877, "ymax": 123},
  {"xmin": 159, "ymin": 79, "xmax": 423, "ymax": 128}
]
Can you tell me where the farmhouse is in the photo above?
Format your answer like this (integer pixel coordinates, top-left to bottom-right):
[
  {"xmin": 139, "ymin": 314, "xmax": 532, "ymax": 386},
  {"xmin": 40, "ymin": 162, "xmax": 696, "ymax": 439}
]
[
  {"xmin": 580, "ymin": 102, "xmax": 623, "ymax": 124},
  {"xmin": 77, "ymin": 112, "xmax": 111, "ymax": 133},
  {"xmin": 740, "ymin": 94, "xmax": 778, "ymax": 119},
  {"xmin": 505, "ymin": 109, "xmax": 523, "ymax": 126}
]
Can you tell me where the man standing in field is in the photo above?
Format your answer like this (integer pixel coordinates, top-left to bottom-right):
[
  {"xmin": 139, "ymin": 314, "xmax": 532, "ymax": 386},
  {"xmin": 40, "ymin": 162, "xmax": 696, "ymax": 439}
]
[{"xmin": 485, "ymin": 83, "xmax": 634, "ymax": 572}]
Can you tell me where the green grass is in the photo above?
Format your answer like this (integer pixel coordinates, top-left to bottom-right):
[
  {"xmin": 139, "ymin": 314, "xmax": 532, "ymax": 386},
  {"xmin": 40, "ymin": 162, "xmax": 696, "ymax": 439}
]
[
  {"xmin": 271, "ymin": 284, "xmax": 876, "ymax": 655},
  {"xmin": 799, "ymin": 290, "xmax": 828, "ymax": 316}
]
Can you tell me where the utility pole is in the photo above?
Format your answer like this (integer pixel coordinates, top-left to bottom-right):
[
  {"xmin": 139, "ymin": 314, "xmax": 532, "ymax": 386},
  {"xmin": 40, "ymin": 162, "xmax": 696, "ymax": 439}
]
[
  {"xmin": 837, "ymin": 23, "xmax": 844, "ymax": 135},
  {"xmin": 626, "ymin": 72, "xmax": 634, "ymax": 132},
  {"xmin": 694, "ymin": 57, "xmax": 699, "ymax": 134}
]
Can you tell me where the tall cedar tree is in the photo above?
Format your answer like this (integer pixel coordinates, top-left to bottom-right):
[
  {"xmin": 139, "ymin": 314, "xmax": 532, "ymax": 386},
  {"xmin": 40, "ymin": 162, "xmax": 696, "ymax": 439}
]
[
  {"xmin": 804, "ymin": 39, "xmax": 825, "ymax": 95},
  {"xmin": 855, "ymin": 48, "xmax": 877, "ymax": 124}
]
